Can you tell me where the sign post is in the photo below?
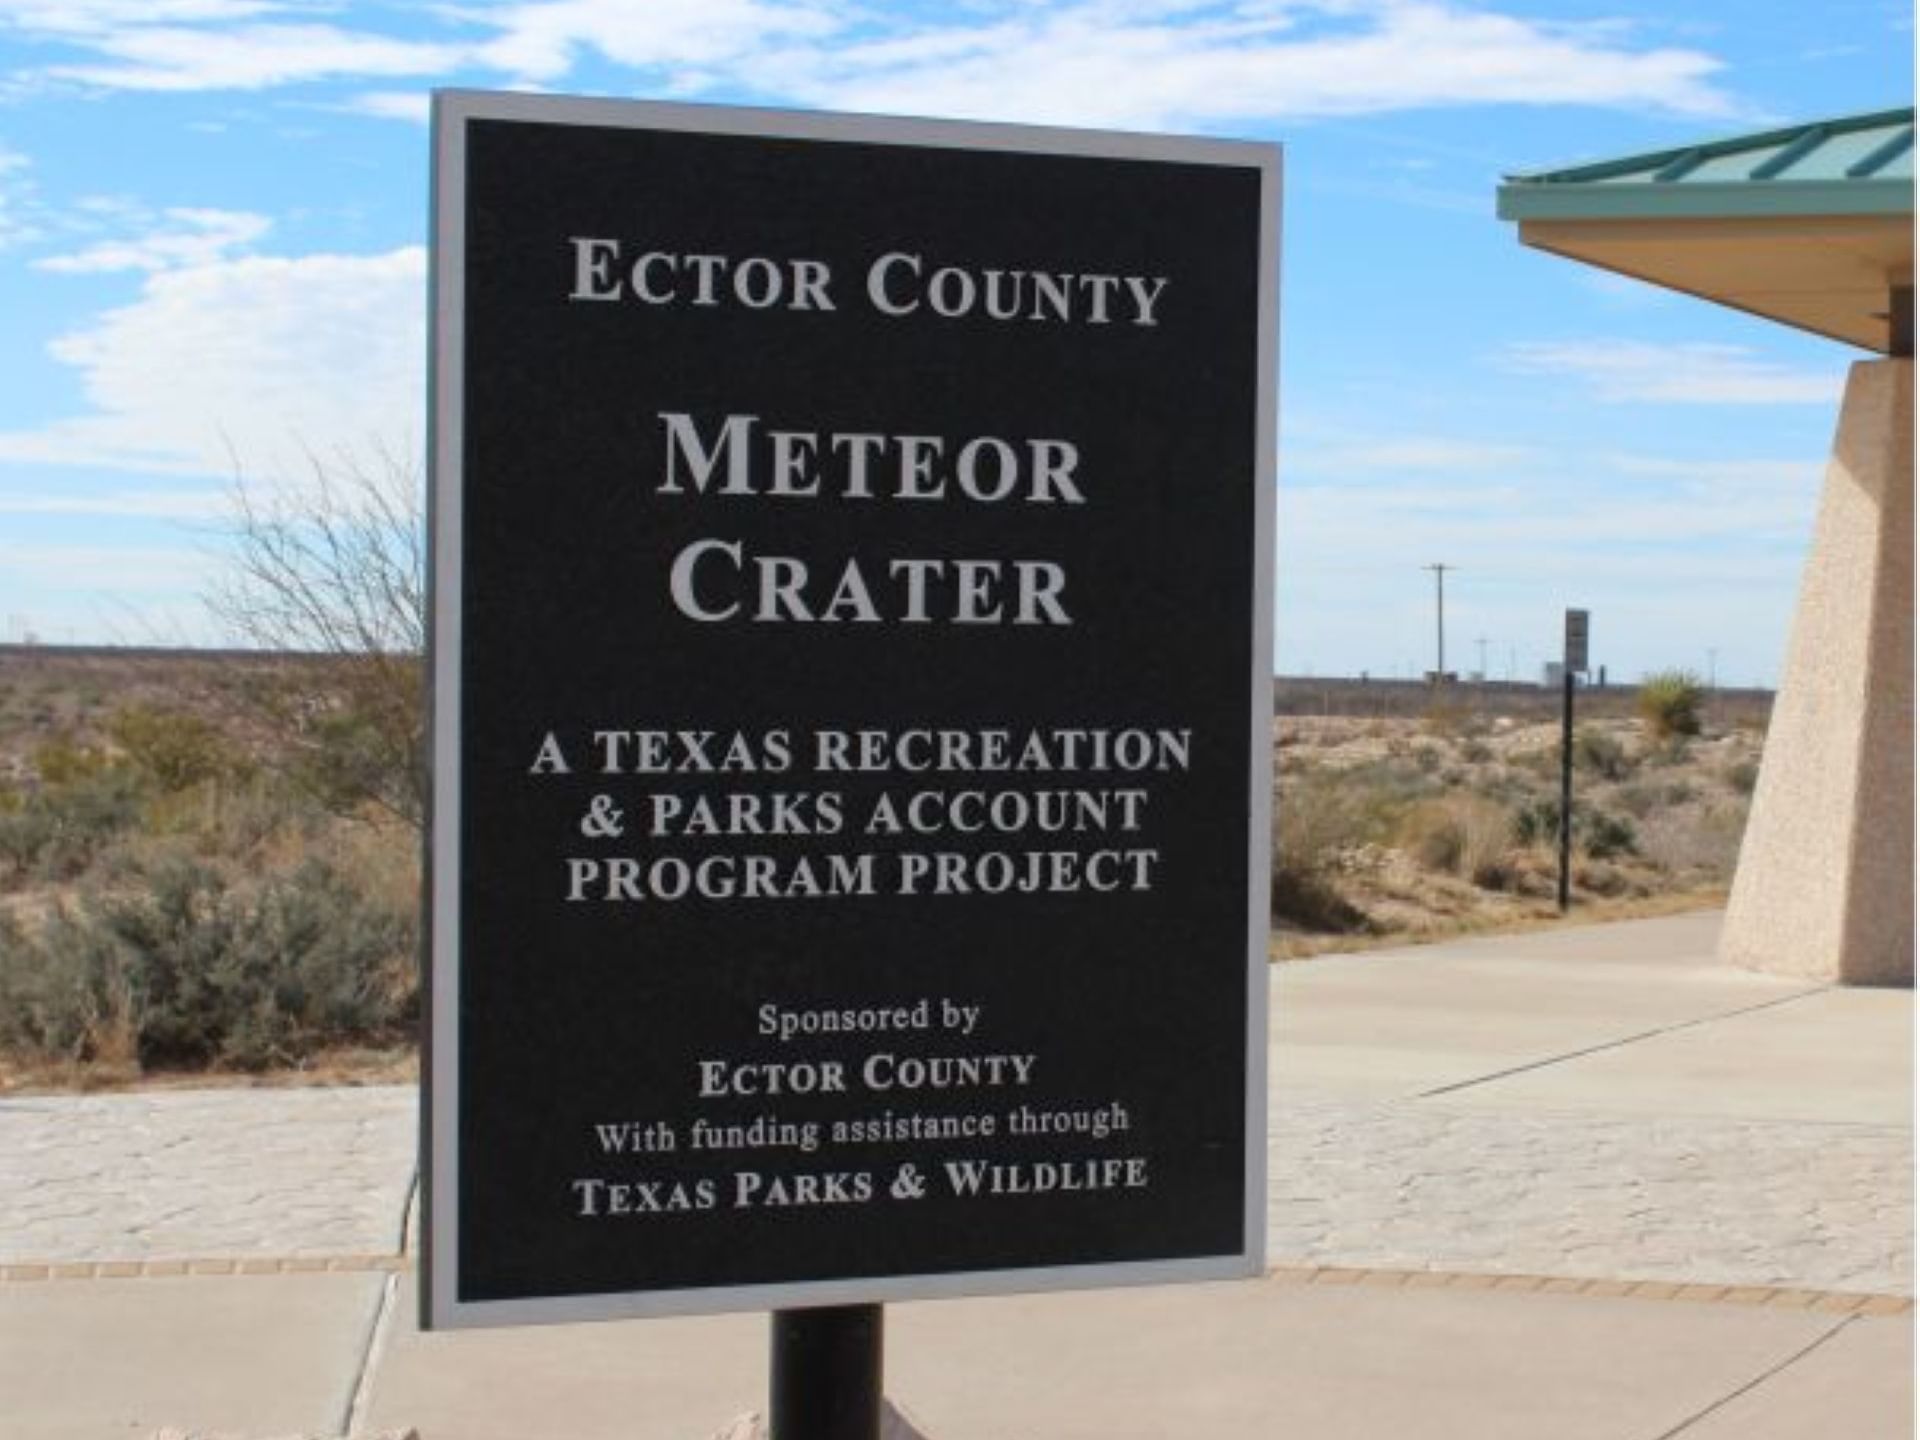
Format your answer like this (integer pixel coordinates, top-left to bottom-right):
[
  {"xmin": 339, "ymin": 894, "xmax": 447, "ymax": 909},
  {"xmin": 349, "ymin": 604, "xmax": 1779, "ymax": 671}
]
[
  {"xmin": 771, "ymin": 1305, "xmax": 883, "ymax": 1440},
  {"xmin": 424, "ymin": 92, "xmax": 1278, "ymax": 1422},
  {"xmin": 1558, "ymin": 609, "xmax": 1589, "ymax": 913}
]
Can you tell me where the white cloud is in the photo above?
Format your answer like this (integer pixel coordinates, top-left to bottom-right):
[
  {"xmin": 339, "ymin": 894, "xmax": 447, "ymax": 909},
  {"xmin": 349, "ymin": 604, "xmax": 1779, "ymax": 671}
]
[
  {"xmin": 43, "ymin": 22, "xmax": 464, "ymax": 91},
  {"xmin": 770, "ymin": 2, "xmax": 1739, "ymax": 128},
  {"xmin": 1, "ymin": 0, "xmax": 1741, "ymax": 123},
  {"xmin": 1504, "ymin": 339, "xmax": 1846, "ymax": 405},
  {"xmin": 344, "ymin": 88, "xmax": 431, "ymax": 122},
  {"xmin": 471, "ymin": 0, "xmax": 839, "ymax": 86},
  {"xmin": 34, "ymin": 206, "xmax": 271, "ymax": 273},
  {"xmin": 0, "ymin": 246, "xmax": 425, "ymax": 480}
]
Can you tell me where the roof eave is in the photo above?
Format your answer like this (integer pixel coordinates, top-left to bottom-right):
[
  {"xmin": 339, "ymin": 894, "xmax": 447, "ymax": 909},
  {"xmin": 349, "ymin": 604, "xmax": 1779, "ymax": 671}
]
[{"xmin": 1496, "ymin": 179, "xmax": 1914, "ymax": 223}]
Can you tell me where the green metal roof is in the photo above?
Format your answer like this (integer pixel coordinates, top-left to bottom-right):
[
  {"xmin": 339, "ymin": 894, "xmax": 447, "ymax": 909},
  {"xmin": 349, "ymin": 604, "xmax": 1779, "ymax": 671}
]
[{"xmin": 1497, "ymin": 107, "xmax": 1914, "ymax": 222}]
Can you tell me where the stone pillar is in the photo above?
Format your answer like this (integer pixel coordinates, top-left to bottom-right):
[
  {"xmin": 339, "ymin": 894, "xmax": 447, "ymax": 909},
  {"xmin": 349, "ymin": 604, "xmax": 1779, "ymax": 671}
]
[{"xmin": 1720, "ymin": 359, "xmax": 1913, "ymax": 985}]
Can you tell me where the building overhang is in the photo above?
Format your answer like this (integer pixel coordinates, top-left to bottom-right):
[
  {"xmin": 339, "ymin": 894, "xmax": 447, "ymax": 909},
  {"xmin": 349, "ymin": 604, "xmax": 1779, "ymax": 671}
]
[{"xmin": 1498, "ymin": 109, "xmax": 1914, "ymax": 354}]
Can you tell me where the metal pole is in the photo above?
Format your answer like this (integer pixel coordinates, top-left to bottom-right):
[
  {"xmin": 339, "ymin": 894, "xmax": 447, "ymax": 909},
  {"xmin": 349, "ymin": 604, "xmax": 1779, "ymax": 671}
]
[
  {"xmin": 1424, "ymin": 564, "xmax": 1450, "ymax": 680},
  {"xmin": 771, "ymin": 1306, "xmax": 883, "ymax": 1440},
  {"xmin": 1558, "ymin": 669, "xmax": 1574, "ymax": 913}
]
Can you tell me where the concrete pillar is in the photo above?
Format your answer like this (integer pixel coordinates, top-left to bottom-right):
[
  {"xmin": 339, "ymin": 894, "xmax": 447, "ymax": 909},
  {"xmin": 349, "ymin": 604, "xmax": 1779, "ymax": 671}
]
[{"xmin": 1721, "ymin": 359, "xmax": 1913, "ymax": 985}]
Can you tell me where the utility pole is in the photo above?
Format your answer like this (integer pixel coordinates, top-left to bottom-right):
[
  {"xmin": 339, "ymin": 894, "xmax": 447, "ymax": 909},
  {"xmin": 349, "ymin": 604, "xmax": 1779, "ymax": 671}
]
[
  {"xmin": 1424, "ymin": 563, "xmax": 1452, "ymax": 681},
  {"xmin": 1707, "ymin": 648, "xmax": 1718, "ymax": 692},
  {"xmin": 1475, "ymin": 635, "xmax": 1489, "ymax": 682}
]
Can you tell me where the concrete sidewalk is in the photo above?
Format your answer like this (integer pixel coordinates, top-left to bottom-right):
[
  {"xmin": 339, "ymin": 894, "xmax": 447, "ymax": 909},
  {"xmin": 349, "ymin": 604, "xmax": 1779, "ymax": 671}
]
[{"xmin": 1, "ymin": 912, "xmax": 1911, "ymax": 1439}]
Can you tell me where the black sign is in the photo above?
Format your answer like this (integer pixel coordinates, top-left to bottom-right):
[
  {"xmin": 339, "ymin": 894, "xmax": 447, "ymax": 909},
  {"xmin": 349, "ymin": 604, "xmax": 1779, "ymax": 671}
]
[
  {"xmin": 425, "ymin": 91, "xmax": 1278, "ymax": 1328},
  {"xmin": 1565, "ymin": 609, "xmax": 1590, "ymax": 674}
]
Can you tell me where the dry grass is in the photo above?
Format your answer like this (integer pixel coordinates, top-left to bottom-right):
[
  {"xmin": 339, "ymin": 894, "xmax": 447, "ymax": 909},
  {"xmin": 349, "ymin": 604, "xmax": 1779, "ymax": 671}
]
[{"xmin": 1270, "ymin": 711, "xmax": 1761, "ymax": 956}]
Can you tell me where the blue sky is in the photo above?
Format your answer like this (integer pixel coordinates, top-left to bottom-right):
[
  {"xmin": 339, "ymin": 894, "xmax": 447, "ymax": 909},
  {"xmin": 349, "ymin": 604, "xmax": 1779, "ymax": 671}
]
[{"xmin": 0, "ymin": 1, "xmax": 1909, "ymax": 684}]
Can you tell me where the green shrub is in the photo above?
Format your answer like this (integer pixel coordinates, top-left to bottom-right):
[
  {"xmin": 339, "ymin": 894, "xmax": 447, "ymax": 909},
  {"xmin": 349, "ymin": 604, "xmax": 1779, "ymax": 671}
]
[
  {"xmin": 1638, "ymin": 670, "xmax": 1704, "ymax": 741},
  {"xmin": 1722, "ymin": 759, "xmax": 1759, "ymax": 795},
  {"xmin": 0, "ymin": 857, "xmax": 418, "ymax": 1070},
  {"xmin": 107, "ymin": 704, "xmax": 236, "ymax": 793},
  {"xmin": 1513, "ymin": 796, "xmax": 1561, "ymax": 847},
  {"xmin": 0, "ymin": 909, "xmax": 141, "ymax": 1065},
  {"xmin": 294, "ymin": 706, "xmax": 410, "ymax": 820},
  {"xmin": 1511, "ymin": 797, "xmax": 1637, "ymax": 860},
  {"xmin": 0, "ymin": 767, "xmax": 146, "ymax": 885},
  {"xmin": 1583, "ymin": 810, "xmax": 1639, "ymax": 860},
  {"xmin": 1572, "ymin": 727, "xmax": 1632, "ymax": 780},
  {"xmin": 33, "ymin": 736, "xmax": 117, "ymax": 788}
]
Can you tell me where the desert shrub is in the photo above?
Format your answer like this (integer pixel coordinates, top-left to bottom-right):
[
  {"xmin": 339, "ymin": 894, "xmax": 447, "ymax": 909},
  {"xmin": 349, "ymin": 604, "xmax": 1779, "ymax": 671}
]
[
  {"xmin": 107, "ymin": 704, "xmax": 237, "ymax": 793},
  {"xmin": 1329, "ymin": 758, "xmax": 1443, "ymax": 820},
  {"xmin": 1511, "ymin": 747, "xmax": 1558, "ymax": 779},
  {"xmin": 1572, "ymin": 727, "xmax": 1632, "ymax": 780},
  {"xmin": 0, "ymin": 767, "xmax": 146, "ymax": 885},
  {"xmin": 1721, "ymin": 759, "xmax": 1759, "ymax": 795},
  {"xmin": 1274, "ymin": 775, "xmax": 1369, "ymax": 876},
  {"xmin": 1512, "ymin": 796, "xmax": 1561, "ymax": 848},
  {"xmin": 1575, "ymin": 862, "xmax": 1637, "ymax": 898},
  {"xmin": 292, "ymin": 702, "xmax": 415, "ymax": 819},
  {"xmin": 1458, "ymin": 739, "xmax": 1494, "ymax": 765},
  {"xmin": 1413, "ymin": 744, "xmax": 1443, "ymax": 774},
  {"xmin": 1511, "ymin": 797, "xmax": 1637, "ymax": 860},
  {"xmin": 1639, "ymin": 670, "xmax": 1704, "ymax": 741},
  {"xmin": 1400, "ymin": 796, "xmax": 1512, "ymax": 887},
  {"xmin": 33, "ymin": 736, "xmax": 118, "ymax": 788},
  {"xmin": 0, "ymin": 909, "xmax": 142, "ymax": 1065},
  {"xmin": 1614, "ymin": 783, "xmax": 1660, "ymax": 820},
  {"xmin": 1638, "ymin": 802, "xmax": 1750, "ymax": 881},
  {"xmin": 1583, "ymin": 810, "xmax": 1638, "ymax": 860},
  {"xmin": 207, "ymin": 455, "xmax": 426, "ymax": 828},
  {"xmin": 1268, "ymin": 864, "xmax": 1371, "ymax": 933},
  {"xmin": 1614, "ymin": 779, "xmax": 1697, "ymax": 819},
  {"xmin": 0, "ymin": 857, "xmax": 417, "ymax": 1070},
  {"xmin": 1270, "ymin": 776, "xmax": 1374, "ymax": 932}
]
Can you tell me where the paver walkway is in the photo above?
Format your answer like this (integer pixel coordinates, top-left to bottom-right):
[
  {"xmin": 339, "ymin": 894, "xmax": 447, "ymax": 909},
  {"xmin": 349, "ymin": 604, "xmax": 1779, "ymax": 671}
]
[
  {"xmin": 0, "ymin": 1086, "xmax": 415, "ymax": 1265},
  {"xmin": 1267, "ymin": 1094, "xmax": 1911, "ymax": 1293},
  {"xmin": 2, "ymin": 1082, "xmax": 1908, "ymax": 1298}
]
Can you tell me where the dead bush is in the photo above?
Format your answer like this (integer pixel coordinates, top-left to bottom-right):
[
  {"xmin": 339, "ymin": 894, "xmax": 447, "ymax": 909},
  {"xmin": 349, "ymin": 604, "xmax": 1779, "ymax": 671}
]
[{"xmin": 1399, "ymin": 795, "xmax": 1513, "ymax": 888}]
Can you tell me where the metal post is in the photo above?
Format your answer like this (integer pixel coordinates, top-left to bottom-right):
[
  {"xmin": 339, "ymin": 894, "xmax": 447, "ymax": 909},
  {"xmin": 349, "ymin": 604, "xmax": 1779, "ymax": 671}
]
[
  {"xmin": 771, "ymin": 1306, "xmax": 883, "ymax": 1440},
  {"xmin": 1558, "ymin": 669, "xmax": 1575, "ymax": 913},
  {"xmin": 1424, "ymin": 563, "xmax": 1451, "ymax": 681}
]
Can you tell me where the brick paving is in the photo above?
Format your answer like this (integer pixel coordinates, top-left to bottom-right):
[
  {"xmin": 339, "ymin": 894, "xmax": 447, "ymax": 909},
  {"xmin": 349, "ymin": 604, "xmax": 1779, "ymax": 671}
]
[
  {"xmin": 0, "ymin": 1085, "xmax": 414, "ymax": 1265},
  {"xmin": 1, "ymin": 1079, "xmax": 1907, "ymax": 1300},
  {"xmin": 1266, "ymin": 1092, "xmax": 1912, "ymax": 1296}
]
